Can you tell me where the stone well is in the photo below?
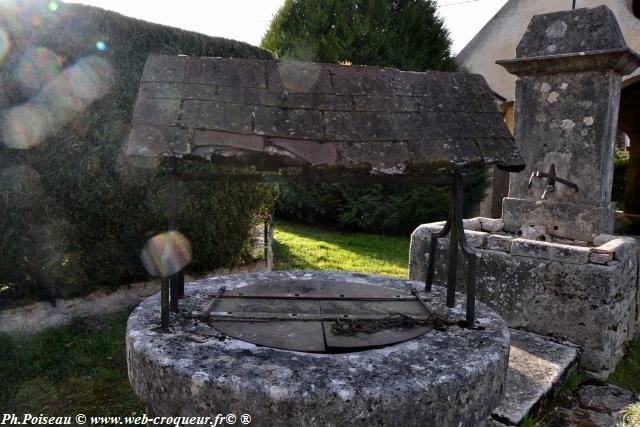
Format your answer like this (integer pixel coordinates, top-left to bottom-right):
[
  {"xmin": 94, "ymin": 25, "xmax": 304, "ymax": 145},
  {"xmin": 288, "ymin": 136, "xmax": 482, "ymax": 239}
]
[{"xmin": 127, "ymin": 271, "xmax": 510, "ymax": 427}]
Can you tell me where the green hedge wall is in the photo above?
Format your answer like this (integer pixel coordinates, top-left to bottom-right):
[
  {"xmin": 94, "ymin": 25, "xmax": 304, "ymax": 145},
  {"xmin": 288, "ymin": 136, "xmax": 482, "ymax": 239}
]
[
  {"xmin": 613, "ymin": 149, "xmax": 629, "ymax": 210},
  {"xmin": 276, "ymin": 167, "xmax": 489, "ymax": 235},
  {"xmin": 0, "ymin": 1, "xmax": 275, "ymax": 305}
]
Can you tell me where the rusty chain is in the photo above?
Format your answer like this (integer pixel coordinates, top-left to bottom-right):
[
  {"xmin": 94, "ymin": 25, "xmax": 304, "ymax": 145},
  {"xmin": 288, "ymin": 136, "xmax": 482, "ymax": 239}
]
[{"xmin": 331, "ymin": 312, "xmax": 437, "ymax": 336}]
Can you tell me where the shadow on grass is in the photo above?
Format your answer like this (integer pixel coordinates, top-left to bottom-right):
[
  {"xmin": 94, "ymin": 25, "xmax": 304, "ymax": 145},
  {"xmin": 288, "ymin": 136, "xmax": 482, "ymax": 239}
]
[{"xmin": 273, "ymin": 239, "xmax": 319, "ymax": 271}]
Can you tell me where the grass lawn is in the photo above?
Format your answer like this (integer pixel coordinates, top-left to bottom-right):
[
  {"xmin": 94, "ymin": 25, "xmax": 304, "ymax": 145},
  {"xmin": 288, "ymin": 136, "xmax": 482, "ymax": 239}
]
[
  {"xmin": 0, "ymin": 310, "xmax": 143, "ymax": 414},
  {"xmin": 1, "ymin": 220, "xmax": 639, "ymax": 422},
  {"xmin": 273, "ymin": 221, "xmax": 410, "ymax": 278}
]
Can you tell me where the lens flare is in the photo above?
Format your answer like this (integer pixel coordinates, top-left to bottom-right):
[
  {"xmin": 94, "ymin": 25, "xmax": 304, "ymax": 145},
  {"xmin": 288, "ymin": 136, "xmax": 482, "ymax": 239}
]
[
  {"xmin": 96, "ymin": 41, "xmax": 106, "ymax": 51},
  {"xmin": 62, "ymin": 56, "xmax": 113, "ymax": 106},
  {"xmin": 2, "ymin": 103, "xmax": 53, "ymax": 149},
  {"xmin": 15, "ymin": 47, "xmax": 63, "ymax": 91},
  {"xmin": 2, "ymin": 55, "xmax": 113, "ymax": 150},
  {"xmin": 30, "ymin": 15, "xmax": 42, "ymax": 27},
  {"xmin": 0, "ymin": 28, "xmax": 10, "ymax": 64},
  {"xmin": 141, "ymin": 231, "xmax": 192, "ymax": 277},
  {"xmin": 48, "ymin": 1, "xmax": 58, "ymax": 12},
  {"xmin": 0, "ymin": 0, "xmax": 61, "ymax": 31}
]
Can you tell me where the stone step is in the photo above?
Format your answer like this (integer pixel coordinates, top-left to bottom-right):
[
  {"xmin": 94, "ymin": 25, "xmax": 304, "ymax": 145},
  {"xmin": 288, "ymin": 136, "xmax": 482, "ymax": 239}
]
[{"xmin": 489, "ymin": 329, "xmax": 579, "ymax": 426}]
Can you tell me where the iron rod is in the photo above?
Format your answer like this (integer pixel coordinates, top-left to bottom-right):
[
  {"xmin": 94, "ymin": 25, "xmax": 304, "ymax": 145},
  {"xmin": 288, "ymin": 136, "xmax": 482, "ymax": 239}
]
[
  {"xmin": 465, "ymin": 253, "xmax": 477, "ymax": 326},
  {"xmin": 160, "ymin": 277, "xmax": 170, "ymax": 329},
  {"xmin": 452, "ymin": 172, "xmax": 477, "ymax": 327},
  {"xmin": 411, "ymin": 288, "xmax": 433, "ymax": 315},
  {"xmin": 172, "ymin": 158, "xmax": 185, "ymax": 299},
  {"xmin": 211, "ymin": 293, "xmax": 426, "ymax": 301},
  {"xmin": 205, "ymin": 312, "xmax": 433, "ymax": 322},
  {"xmin": 169, "ymin": 158, "xmax": 179, "ymax": 313},
  {"xmin": 446, "ymin": 179, "xmax": 460, "ymax": 307},
  {"xmin": 425, "ymin": 209, "xmax": 453, "ymax": 292},
  {"xmin": 177, "ymin": 172, "xmax": 456, "ymax": 186},
  {"xmin": 200, "ymin": 287, "xmax": 227, "ymax": 320}
]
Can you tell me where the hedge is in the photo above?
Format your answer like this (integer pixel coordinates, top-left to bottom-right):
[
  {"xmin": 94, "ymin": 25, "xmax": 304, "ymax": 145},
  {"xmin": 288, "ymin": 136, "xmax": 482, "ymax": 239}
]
[
  {"xmin": 613, "ymin": 149, "xmax": 629, "ymax": 210},
  {"xmin": 0, "ymin": 1, "xmax": 276, "ymax": 305},
  {"xmin": 276, "ymin": 167, "xmax": 489, "ymax": 235}
]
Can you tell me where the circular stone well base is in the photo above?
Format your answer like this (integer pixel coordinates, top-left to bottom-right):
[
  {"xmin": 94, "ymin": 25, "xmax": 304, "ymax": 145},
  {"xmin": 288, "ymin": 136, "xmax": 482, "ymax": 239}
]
[{"xmin": 127, "ymin": 271, "xmax": 510, "ymax": 427}]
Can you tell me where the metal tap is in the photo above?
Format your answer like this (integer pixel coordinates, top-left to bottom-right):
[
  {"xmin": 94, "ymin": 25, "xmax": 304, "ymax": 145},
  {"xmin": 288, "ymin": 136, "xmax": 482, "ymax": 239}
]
[{"xmin": 528, "ymin": 164, "xmax": 578, "ymax": 200}]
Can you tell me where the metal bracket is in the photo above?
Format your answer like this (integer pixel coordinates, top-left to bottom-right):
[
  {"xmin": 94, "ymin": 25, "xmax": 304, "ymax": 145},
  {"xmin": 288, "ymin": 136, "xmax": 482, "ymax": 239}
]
[
  {"xmin": 424, "ymin": 172, "xmax": 477, "ymax": 327},
  {"xmin": 528, "ymin": 164, "xmax": 578, "ymax": 200}
]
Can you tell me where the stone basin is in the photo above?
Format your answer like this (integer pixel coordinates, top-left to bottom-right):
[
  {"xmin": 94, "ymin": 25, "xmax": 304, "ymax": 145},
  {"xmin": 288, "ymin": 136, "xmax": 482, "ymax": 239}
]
[{"xmin": 126, "ymin": 270, "xmax": 510, "ymax": 426}]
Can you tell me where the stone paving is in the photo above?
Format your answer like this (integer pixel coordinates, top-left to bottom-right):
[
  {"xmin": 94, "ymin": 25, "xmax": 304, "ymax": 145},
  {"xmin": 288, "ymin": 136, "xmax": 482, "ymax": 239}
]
[
  {"xmin": 490, "ymin": 329, "xmax": 578, "ymax": 426},
  {"xmin": 543, "ymin": 384, "xmax": 638, "ymax": 426}
]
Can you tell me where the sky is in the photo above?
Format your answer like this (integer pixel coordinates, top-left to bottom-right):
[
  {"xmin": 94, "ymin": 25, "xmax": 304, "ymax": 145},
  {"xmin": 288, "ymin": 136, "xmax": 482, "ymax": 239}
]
[{"xmin": 61, "ymin": 0, "xmax": 510, "ymax": 55}]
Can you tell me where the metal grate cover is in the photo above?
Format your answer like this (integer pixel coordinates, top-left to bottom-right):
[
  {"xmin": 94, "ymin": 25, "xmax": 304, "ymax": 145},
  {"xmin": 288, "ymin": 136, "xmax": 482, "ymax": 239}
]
[{"xmin": 192, "ymin": 280, "xmax": 436, "ymax": 353}]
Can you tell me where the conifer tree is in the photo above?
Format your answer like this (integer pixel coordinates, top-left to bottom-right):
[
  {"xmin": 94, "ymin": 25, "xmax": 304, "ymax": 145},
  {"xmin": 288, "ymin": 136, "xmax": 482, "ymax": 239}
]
[{"xmin": 261, "ymin": 0, "xmax": 457, "ymax": 71}]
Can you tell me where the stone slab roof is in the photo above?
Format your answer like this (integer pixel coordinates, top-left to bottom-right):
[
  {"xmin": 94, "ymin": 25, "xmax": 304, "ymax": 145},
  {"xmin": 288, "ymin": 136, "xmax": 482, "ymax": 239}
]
[
  {"xmin": 497, "ymin": 6, "xmax": 640, "ymax": 77},
  {"xmin": 516, "ymin": 6, "xmax": 626, "ymax": 59},
  {"xmin": 126, "ymin": 55, "xmax": 524, "ymax": 174}
]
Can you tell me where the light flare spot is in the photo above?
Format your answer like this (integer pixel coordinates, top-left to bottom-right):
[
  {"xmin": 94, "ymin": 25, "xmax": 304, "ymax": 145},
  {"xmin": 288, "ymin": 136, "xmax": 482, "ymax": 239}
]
[
  {"xmin": 30, "ymin": 15, "xmax": 43, "ymax": 27},
  {"xmin": 0, "ymin": 28, "xmax": 10, "ymax": 63},
  {"xmin": 141, "ymin": 231, "xmax": 192, "ymax": 277},
  {"xmin": 3, "ymin": 55, "xmax": 113, "ymax": 150},
  {"xmin": 96, "ymin": 41, "xmax": 107, "ymax": 51},
  {"xmin": 61, "ymin": 56, "xmax": 113, "ymax": 107},
  {"xmin": 2, "ymin": 104, "xmax": 54, "ymax": 149},
  {"xmin": 48, "ymin": 1, "xmax": 58, "ymax": 12},
  {"xmin": 15, "ymin": 47, "xmax": 63, "ymax": 91}
]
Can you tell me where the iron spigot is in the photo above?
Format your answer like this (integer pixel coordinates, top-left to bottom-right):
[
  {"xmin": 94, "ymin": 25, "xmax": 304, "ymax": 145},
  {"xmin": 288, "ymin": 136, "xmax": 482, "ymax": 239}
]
[{"xmin": 528, "ymin": 164, "xmax": 578, "ymax": 200}]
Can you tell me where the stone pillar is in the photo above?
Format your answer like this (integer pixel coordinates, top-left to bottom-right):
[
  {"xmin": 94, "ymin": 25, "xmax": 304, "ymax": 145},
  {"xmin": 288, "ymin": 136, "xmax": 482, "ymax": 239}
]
[{"xmin": 497, "ymin": 6, "xmax": 640, "ymax": 242}]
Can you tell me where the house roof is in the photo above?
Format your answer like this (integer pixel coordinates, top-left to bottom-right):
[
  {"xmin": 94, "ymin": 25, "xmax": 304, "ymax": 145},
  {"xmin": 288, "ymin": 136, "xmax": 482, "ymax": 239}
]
[{"xmin": 126, "ymin": 55, "xmax": 524, "ymax": 174}]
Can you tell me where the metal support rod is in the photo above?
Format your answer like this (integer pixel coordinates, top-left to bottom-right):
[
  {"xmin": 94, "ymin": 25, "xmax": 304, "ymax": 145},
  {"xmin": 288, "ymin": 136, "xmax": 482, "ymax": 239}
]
[
  {"xmin": 198, "ymin": 287, "xmax": 227, "ymax": 321},
  {"xmin": 425, "ymin": 208, "xmax": 452, "ymax": 292},
  {"xmin": 160, "ymin": 277, "xmax": 170, "ymax": 329},
  {"xmin": 174, "ymin": 159, "xmax": 184, "ymax": 299},
  {"xmin": 178, "ymin": 172, "xmax": 456, "ymax": 186},
  {"xmin": 465, "ymin": 253, "xmax": 477, "ymax": 326},
  {"xmin": 445, "ymin": 179, "xmax": 460, "ymax": 308},
  {"xmin": 572, "ymin": 0, "xmax": 576, "ymax": 10},
  {"xmin": 452, "ymin": 173, "xmax": 477, "ymax": 327},
  {"xmin": 168, "ymin": 158, "xmax": 180, "ymax": 312},
  {"xmin": 173, "ymin": 158, "xmax": 184, "ymax": 298}
]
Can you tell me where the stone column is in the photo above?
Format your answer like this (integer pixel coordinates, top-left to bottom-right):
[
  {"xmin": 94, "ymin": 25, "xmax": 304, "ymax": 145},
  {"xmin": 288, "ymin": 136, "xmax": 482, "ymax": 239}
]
[{"xmin": 497, "ymin": 6, "xmax": 640, "ymax": 242}]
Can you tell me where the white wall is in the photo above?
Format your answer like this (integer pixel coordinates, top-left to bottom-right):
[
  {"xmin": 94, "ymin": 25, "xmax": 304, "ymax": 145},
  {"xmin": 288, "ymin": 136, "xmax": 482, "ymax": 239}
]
[{"xmin": 457, "ymin": 0, "xmax": 640, "ymax": 100}]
